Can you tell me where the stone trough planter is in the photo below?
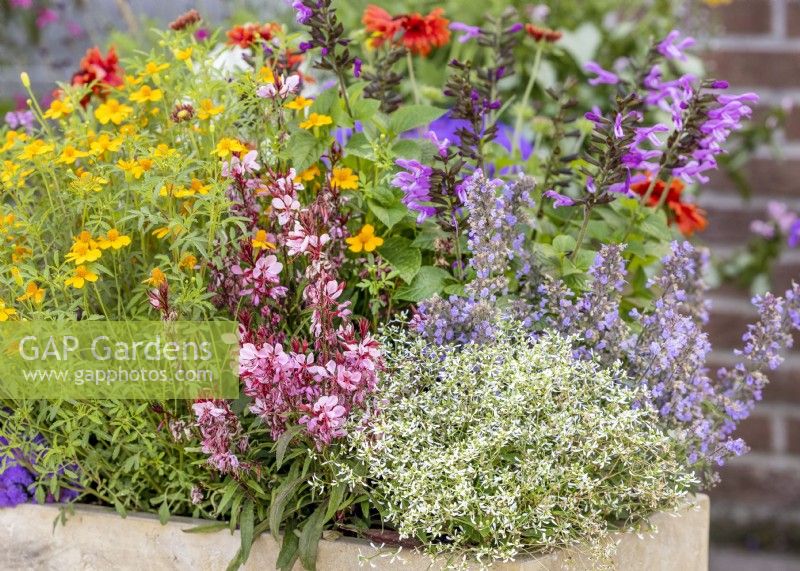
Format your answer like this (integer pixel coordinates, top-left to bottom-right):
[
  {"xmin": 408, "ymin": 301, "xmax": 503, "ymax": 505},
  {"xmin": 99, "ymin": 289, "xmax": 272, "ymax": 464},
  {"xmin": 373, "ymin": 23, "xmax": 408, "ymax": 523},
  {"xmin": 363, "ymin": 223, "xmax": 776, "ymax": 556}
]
[{"xmin": 0, "ymin": 494, "xmax": 709, "ymax": 570}]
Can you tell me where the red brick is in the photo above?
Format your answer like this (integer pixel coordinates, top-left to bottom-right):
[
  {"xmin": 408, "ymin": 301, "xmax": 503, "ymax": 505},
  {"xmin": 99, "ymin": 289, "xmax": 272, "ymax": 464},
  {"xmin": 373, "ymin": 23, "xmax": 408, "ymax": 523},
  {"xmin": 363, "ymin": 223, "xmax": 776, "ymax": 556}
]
[
  {"xmin": 707, "ymin": 305, "xmax": 753, "ymax": 348},
  {"xmin": 788, "ymin": 0, "xmax": 800, "ymax": 37},
  {"xmin": 702, "ymin": 206, "xmax": 759, "ymax": 245},
  {"xmin": 788, "ymin": 418, "xmax": 800, "ymax": 455},
  {"xmin": 706, "ymin": 50, "xmax": 800, "ymax": 89},
  {"xmin": 718, "ymin": 0, "xmax": 773, "ymax": 35},
  {"xmin": 708, "ymin": 158, "xmax": 800, "ymax": 199},
  {"xmin": 734, "ymin": 414, "xmax": 773, "ymax": 452},
  {"xmin": 712, "ymin": 461, "xmax": 800, "ymax": 507}
]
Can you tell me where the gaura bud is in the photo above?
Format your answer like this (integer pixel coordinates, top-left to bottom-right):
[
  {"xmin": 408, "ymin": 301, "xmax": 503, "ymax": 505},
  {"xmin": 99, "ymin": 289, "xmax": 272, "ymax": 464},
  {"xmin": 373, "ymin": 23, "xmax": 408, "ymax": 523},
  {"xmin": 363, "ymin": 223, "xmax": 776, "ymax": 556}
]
[{"xmin": 20, "ymin": 72, "xmax": 31, "ymax": 88}]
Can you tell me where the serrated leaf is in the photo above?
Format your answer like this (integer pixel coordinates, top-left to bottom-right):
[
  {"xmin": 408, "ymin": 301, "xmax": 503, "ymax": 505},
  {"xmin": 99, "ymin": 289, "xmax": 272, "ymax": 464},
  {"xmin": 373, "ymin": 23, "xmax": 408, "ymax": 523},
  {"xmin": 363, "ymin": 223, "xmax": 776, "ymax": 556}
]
[
  {"xmin": 389, "ymin": 105, "xmax": 446, "ymax": 134},
  {"xmin": 369, "ymin": 201, "xmax": 408, "ymax": 230},
  {"xmin": 286, "ymin": 130, "xmax": 325, "ymax": 172},
  {"xmin": 378, "ymin": 236, "xmax": 421, "ymax": 283},
  {"xmin": 552, "ymin": 234, "xmax": 577, "ymax": 254},
  {"xmin": 395, "ymin": 266, "xmax": 452, "ymax": 302}
]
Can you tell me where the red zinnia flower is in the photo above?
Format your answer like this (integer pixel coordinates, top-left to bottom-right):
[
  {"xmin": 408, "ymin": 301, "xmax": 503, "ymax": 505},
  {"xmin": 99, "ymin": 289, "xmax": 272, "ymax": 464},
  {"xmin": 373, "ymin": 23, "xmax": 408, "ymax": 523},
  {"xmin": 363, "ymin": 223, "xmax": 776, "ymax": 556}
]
[
  {"xmin": 226, "ymin": 22, "xmax": 281, "ymax": 48},
  {"xmin": 631, "ymin": 175, "xmax": 708, "ymax": 236},
  {"xmin": 69, "ymin": 46, "xmax": 124, "ymax": 104},
  {"xmin": 524, "ymin": 23, "xmax": 562, "ymax": 43},
  {"xmin": 363, "ymin": 5, "xmax": 450, "ymax": 56}
]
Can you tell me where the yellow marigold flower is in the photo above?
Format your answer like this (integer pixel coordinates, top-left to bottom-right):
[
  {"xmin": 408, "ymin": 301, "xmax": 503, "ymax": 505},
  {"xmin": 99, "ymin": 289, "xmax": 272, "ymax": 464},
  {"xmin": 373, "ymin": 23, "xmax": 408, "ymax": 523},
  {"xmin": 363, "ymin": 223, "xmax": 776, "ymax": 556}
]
[
  {"xmin": 144, "ymin": 267, "xmax": 167, "ymax": 286},
  {"xmin": 179, "ymin": 253, "xmax": 198, "ymax": 271},
  {"xmin": 76, "ymin": 230, "xmax": 95, "ymax": 244},
  {"xmin": 141, "ymin": 61, "xmax": 169, "ymax": 77},
  {"xmin": 97, "ymin": 228, "xmax": 132, "ymax": 250},
  {"xmin": 118, "ymin": 157, "xmax": 153, "ymax": 179},
  {"xmin": 0, "ymin": 299, "xmax": 16, "ymax": 321},
  {"xmin": 174, "ymin": 47, "xmax": 193, "ymax": 61},
  {"xmin": 298, "ymin": 164, "xmax": 321, "ymax": 182},
  {"xmin": 119, "ymin": 124, "xmax": 138, "ymax": 137},
  {"xmin": 299, "ymin": 113, "xmax": 333, "ymax": 130},
  {"xmin": 95, "ymin": 98, "xmax": 133, "ymax": 125},
  {"xmin": 66, "ymin": 239, "xmax": 102, "ymax": 264},
  {"xmin": 252, "ymin": 229, "xmax": 276, "ymax": 250},
  {"xmin": 152, "ymin": 226, "xmax": 171, "ymax": 239},
  {"xmin": 213, "ymin": 138, "xmax": 246, "ymax": 157},
  {"xmin": 65, "ymin": 265, "xmax": 98, "ymax": 289},
  {"xmin": 331, "ymin": 167, "xmax": 359, "ymax": 190},
  {"xmin": 258, "ymin": 66, "xmax": 275, "ymax": 84},
  {"xmin": 124, "ymin": 74, "xmax": 143, "ymax": 86},
  {"xmin": 17, "ymin": 282, "xmax": 45, "ymax": 304},
  {"xmin": 10, "ymin": 267, "xmax": 23, "ymax": 286},
  {"xmin": 152, "ymin": 143, "xmax": 177, "ymax": 158},
  {"xmin": 44, "ymin": 98, "xmax": 74, "ymax": 120},
  {"xmin": 1, "ymin": 161, "xmax": 33, "ymax": 188},
  {"xmin": 130, "ymin": 85, "xmax": 163, "ymax": 104},
  {"xmin": 70, "ymin": 172, "xmax": 108, "ymax": 194},
  {"xmin": 197, "ymin": 99, "xmax": 224, "ymax": 120},
  {"xmin": 188, "ymin": 178, "xmax": 210, "ymax": 195},
  {"xmin": 0, "ymin": 130, "xmax": 27, "ymax": 153},
  {"xmin": 58, "ymin": 145, "xmax": 90, "ymax": 165},
  {"xmin": 90, "ymin": 133, "xmax": 123, "ymax": 156},
  {"xmin": 345, "ymin": 224, "xmax": 384, "ymax": 253},
  {"xmin": 12, "ymin": 245, "xmax": 32, "ymax": 263},
  {"xmin": 18, "ymin": 140, "xmax": 55, "ymax": 160},
  {"xmin": 285, "ymin": 96, "xmax": 313, "ymax": 111}
]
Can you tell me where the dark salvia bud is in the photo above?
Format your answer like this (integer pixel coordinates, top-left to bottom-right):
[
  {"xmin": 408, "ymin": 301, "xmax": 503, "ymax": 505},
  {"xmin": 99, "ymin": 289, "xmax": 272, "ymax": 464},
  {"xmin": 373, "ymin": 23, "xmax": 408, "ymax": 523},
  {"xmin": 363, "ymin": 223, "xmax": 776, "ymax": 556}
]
[{"xmin": 169, "ymin": 9, "xmax": 202, "ymax": 31}]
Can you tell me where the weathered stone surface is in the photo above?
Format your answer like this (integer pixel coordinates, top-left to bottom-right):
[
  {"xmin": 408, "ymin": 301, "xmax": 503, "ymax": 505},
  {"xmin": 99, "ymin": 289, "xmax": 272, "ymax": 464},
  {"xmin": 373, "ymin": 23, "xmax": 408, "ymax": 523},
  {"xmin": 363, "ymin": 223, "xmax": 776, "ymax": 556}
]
[{"xmin": 0, "ymin": 495, "xmax": 709, "ymax": 570}]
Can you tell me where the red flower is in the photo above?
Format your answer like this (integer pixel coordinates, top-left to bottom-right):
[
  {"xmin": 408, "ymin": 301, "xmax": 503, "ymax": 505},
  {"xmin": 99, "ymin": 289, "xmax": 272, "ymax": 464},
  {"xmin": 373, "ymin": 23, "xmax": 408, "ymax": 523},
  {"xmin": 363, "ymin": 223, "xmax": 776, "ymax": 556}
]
[
  {"xmin": 226, "ymin": 22, "xmax": 281, "ymax": 48},
  {"xmin": 363, "ymin": 5, "xmax": 450, "ymax": 56},
  {"xmin": 631, "ymin": 175, "xmax": 708, "ymax": 237},
  {"xmin": 69, "ymin": 46, "xmax": 124, "ymax": 104},
  {"xmin": 524, "ymin": 23, "xmax": 562, "ymax": 43}
]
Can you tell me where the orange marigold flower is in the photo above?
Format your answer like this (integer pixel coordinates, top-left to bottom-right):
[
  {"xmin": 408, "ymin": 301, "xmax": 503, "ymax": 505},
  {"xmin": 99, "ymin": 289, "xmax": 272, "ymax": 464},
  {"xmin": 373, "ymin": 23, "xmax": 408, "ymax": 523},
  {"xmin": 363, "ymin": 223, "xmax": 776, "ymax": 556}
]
[{"xmin": 363, "ymin": 5, "xmax": 450, "ymax": 56}]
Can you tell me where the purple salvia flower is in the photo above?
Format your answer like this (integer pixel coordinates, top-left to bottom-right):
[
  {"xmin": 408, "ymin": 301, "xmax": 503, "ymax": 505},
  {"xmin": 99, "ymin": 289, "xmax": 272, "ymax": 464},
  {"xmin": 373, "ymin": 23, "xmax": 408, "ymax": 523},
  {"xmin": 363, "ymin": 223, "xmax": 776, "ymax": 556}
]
[
  {"xmin": 391, "ymin": 159, "xmax": 436, "ymax": 222},
  {"xmin": 450, "ymin": 22, "xmax": 481, "ymax": 43},
  {"xmin": 584, "ymin": 61, "xmax": 619, "ymax": 85},
  {"xmin": 543, "ymin": 190, "xmax": 575, "ymax": 207},
  {"xmin": 657, "ymin": 30, "xmax": 696, "ymax": 61},
  {"xmin": 291, "ymin": 0, "xmax": 313, "ymax": 24}
]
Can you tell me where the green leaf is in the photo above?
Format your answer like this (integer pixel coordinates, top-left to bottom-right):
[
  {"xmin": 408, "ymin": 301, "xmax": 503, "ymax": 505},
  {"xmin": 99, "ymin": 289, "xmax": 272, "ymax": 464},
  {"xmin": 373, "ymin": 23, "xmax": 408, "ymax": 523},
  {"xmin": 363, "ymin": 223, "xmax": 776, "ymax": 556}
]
[
  {"xmin": 269, "ymin": 473, "xmax": 305, "ymax": 541},
  {"xmin": 388, "ymin": 105, "xmax": 446, "ymax": 134},
  {"xmin": 276, "ymin": 520, "xmax": 300, "ymax": 571},
  {"xmin": 552, "ymin": 234, "xmax": 577, "ymax": 254},
  {"xmin": 395, "ymin": 266, "xmax": 453, "ymax": 302},
  {"xmin": 182, "ymin": 522, "xmax": 229, "ymax": 534},
  {"xmin": 560, "ymin": 22, "xmax": 601, "ymax": 66},
  {"xmin": 298, "ymin": 506, "xmax": 326, "ymax": 571},
  {"xmin": 378, "ymin": 236, "xmax": 421, "ymax": 283},
  {"xmin": 158, "ymin": 501, "xmax": 170, "ymax": 525},
  {"xmin": 324, "ymin": 482, "xmax": 347, "ymax": 522},
  {"xmin": 369, "ymin": 200, "xmax": 408, "ymax": 230},
  {"xmin": 286, "ymin": 130, "xmax": 325, "ymax": 172},
  {"xmin": 275, "ymin": 425, "xmax": 303, "ymax": 469},
  {"xmin": 239, "ymin": 500, "xmax": 255, "ymax": 565},
  {"xmin": 350, "ymin": 97, "xmax": 380, "ymax": 122},
  {"xmin": 310, "ymin": 88, "xmax": 339, "ymax": 116}
]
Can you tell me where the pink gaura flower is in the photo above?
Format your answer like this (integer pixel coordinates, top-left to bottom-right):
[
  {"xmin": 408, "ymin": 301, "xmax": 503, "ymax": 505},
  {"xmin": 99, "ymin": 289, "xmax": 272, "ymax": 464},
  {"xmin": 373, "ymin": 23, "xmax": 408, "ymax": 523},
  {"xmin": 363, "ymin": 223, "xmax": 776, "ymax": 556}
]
[{"xmin": 256, "ymin": 74, "xmax": 301, "ymax": 98}]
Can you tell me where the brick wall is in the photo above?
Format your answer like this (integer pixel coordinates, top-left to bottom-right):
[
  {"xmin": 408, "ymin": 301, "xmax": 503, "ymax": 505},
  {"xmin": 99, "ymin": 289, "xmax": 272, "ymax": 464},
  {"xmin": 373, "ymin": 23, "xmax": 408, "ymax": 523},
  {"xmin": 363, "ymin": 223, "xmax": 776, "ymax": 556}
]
[{"xmin": 703, "ymin": 0, "xmax": 800, "ymax": 551}]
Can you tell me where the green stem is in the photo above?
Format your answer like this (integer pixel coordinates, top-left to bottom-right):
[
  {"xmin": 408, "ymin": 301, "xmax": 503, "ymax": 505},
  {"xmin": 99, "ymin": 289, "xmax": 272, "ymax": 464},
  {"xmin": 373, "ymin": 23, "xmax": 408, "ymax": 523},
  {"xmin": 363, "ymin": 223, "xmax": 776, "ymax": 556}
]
[
  {"xmin": 406, "ymin": 51, "xmax": 421, "ymax": 105},
  {"xmin": 511, "ymin": 42, "xmax": 544, "ymax": 156},
  {"xmin": 571, "ymin": 205, "xmax": 592, "ymax": 262}
]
